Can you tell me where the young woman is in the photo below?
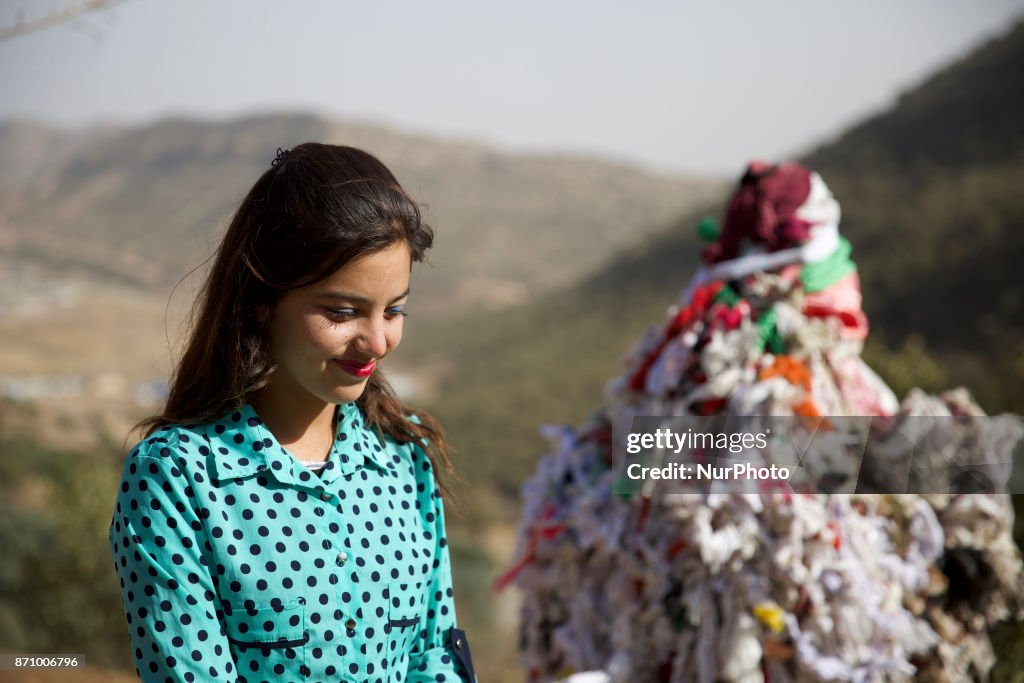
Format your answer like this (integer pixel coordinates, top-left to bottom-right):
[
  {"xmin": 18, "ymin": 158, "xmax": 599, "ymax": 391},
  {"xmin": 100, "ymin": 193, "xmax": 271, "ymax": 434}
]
[{"xmin": 108, "ymin": 144, "xmax": 476, "ymax": 683}]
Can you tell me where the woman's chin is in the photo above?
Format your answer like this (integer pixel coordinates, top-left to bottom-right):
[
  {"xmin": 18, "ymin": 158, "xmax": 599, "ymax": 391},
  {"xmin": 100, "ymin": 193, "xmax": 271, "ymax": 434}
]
[{"xmin": 328, "ymin": 380, "xmax": 370, "ymax": 404}]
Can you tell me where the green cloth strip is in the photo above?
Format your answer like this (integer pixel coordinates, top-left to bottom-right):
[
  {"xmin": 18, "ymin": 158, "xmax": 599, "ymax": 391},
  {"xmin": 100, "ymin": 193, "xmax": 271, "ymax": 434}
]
[{"xmin": 801, "ymin": 236, "xmax": 857, "ymax": 293}]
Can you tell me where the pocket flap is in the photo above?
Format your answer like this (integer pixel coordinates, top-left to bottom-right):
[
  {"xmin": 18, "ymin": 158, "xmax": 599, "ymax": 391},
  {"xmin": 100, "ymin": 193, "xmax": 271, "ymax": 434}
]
[
  {"xmin": 223, "ymin": 599, "xmax": 306, "ymax": 648},
  {"xmin": 387, "ymin": 580, "xmax": 424, "ymax": 631}
]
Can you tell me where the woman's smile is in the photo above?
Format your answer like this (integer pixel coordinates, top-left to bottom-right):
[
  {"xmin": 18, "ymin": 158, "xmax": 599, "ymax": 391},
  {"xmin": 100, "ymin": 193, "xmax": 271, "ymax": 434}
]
[{"xmin": 335, "ymin": 357, "xmax": 376, "ymax": 378}]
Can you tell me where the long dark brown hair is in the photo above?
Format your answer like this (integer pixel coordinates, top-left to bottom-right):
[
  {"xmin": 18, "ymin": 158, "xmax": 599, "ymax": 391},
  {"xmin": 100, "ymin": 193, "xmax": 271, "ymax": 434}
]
[{"xmin": 131, "ymin": 143, "xmax": 460, "ymax": 500}]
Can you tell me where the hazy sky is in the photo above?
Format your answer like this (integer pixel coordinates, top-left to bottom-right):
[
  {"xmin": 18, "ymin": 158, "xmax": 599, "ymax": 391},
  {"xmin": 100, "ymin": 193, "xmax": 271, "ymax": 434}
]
[{"xmin": 2, "ymin": 0, "xmax": 1023, "ymax": 175}]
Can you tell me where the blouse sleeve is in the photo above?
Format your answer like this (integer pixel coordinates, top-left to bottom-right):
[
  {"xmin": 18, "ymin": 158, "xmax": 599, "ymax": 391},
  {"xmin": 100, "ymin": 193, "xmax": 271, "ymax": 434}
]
[
  {"xmin": 406, "ymin": 442, "xmax": 477, "ymax": 683},
  {"xmin": 108, "ymin": 446, "xmax": 236, "ymax": 682}
]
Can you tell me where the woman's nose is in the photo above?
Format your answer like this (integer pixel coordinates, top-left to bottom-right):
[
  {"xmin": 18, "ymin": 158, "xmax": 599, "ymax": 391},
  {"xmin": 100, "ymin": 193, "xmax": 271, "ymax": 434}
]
[{"xmin": 354, "ymin": 317, "xmax": 388, "ymax": 357}]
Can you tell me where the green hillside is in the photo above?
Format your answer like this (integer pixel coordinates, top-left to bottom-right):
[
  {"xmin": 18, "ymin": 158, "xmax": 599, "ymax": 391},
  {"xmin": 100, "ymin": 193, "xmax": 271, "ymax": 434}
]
[
  {"xmin": 804, "ymin": 21, "xmax": 1024, "ymax": 409},
  {"xmin": 412, "ymin": 19, "xmax": 1024, "ymax": 520}
]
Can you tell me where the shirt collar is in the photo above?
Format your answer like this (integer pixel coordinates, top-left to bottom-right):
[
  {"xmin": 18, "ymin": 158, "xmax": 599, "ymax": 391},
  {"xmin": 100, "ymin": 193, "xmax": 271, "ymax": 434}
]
[
  {"xmin": 205, "ymin": 401, "xmax": 393, "ymax": 486},
  {"xmin": 324, "ymin": 400, "xmax": 395, "ymax": 483}
]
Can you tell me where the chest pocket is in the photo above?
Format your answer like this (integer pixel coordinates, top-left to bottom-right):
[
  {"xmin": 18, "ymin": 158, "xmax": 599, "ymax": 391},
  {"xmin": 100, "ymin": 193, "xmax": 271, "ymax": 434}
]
[
  {"xmin": 224, "ymin": 598, "xmax": 307, "ymax": 683},
  {"xmin": 385, "ymin": 580, "xmax": 426, "ymax": 670}
]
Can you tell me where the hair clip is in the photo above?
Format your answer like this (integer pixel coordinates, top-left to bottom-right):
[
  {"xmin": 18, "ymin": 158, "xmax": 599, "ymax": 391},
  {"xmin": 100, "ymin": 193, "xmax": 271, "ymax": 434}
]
[{"xmin": 271, "ymin": 147, "xmax": 290, "ymax": 167}]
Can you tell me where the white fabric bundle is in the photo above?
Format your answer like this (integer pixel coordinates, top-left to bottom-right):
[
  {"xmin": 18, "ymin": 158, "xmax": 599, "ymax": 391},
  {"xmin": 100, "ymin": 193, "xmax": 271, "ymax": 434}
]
[{"xmin": 505, "ymin": 264, "xmax": 1024, "ymax": 682}]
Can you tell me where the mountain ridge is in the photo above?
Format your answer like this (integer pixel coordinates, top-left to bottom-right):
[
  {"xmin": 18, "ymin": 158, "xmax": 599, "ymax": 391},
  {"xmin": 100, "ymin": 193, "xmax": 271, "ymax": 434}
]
[{"xmin": 0, "ymin": 112, "xmax": 723, "ymax": 311}]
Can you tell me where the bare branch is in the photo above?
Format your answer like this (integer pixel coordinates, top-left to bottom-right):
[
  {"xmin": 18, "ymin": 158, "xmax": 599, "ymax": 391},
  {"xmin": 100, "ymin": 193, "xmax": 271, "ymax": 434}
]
[{"xmin": 0, "ymin": 0, "xmax": 130, "ymax": 42}]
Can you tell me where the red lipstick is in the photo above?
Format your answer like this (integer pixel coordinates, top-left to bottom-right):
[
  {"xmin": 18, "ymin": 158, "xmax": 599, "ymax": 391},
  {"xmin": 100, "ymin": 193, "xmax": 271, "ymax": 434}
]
[{"xmin": 334, "ymin": 358, "xmax": 376, "ymax": 378}]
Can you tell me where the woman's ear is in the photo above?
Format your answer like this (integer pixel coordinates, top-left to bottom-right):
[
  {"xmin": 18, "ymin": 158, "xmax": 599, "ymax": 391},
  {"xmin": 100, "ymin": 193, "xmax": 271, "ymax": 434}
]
[{"xmin": 253, "ymin": 304, "xmax": 271, "ymax": 324}]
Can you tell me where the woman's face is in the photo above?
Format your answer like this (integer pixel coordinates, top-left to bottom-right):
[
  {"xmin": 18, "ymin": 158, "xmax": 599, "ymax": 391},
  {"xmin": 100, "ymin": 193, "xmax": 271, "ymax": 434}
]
[{"xmin": 265, "ymin": 240, "xmax": 412, "ymax": 406}]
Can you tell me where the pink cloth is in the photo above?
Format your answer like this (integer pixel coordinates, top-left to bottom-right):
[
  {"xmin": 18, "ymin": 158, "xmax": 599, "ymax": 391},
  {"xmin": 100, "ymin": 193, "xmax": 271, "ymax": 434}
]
[{"xmin": 803, "ymin": 271, "xmax": 869, "ymax": 341}]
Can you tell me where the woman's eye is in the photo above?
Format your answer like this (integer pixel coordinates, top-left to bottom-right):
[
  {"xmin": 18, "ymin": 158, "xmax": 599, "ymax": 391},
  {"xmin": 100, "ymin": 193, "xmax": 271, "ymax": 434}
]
[
  {"xmin": 325, "ymin": 308, "xmax": 357, "ymax": 321},
  {"xmin": 324, "ymin": 307, "xmax": 407, "ymax": 322}
]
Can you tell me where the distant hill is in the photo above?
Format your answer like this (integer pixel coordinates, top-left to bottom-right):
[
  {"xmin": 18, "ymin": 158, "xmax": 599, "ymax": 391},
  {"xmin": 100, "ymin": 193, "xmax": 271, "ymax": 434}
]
[
  {"xmin": 411, "ymin": 19, "xmax": 1024, "ymax": 513},
  {"xmin": 0, "ymin": 114, "xmax": 722, "ymax": 312},
  {"xmin": 0, "ymin": 120, "xmax": 122, "ymax": 200}
]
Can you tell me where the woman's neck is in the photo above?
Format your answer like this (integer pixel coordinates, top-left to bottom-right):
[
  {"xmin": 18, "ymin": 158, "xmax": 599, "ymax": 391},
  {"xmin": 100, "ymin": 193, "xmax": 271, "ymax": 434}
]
[{"xmin": 248, "ymin": 386, "xmax": 338, "ymax": 463}]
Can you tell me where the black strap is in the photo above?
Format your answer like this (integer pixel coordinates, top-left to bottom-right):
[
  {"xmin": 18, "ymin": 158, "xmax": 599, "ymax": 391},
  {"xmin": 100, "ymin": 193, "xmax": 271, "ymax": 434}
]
[
  {"xmin": 228, "ymin": 631, "xmax": 309, "ymax": 650},
  {"xmin": 388, "ymin": 616, "xmax": 419, "ymax": 629},
  {"xmin": 448, "ymin": 627, "xmax": 476, "ymax": 682}
]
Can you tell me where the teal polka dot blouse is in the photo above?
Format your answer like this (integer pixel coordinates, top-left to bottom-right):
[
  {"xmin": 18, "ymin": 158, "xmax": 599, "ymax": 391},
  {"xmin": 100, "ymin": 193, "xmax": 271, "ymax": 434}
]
[{"xmin": 108, "ymin": 401, "xmax": 476, "ymax": 683}]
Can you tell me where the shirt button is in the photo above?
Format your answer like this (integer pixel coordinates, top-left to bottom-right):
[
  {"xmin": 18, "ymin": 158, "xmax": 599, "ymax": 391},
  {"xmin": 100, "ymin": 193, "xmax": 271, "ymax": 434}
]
[
  {"xmin": 320, "ymin": 492, "xmax": 331, "ymax": 501},
  {"xmin": 455, "ymin": 636, "xmax": 463, "ymax": 649},
  {"xmin": 336, "ymin": 552, "xmax": 348, "ymax": 566},
  {"xmin": 345, "ymin": 617, "xmax": 357, "ymax": 630}
]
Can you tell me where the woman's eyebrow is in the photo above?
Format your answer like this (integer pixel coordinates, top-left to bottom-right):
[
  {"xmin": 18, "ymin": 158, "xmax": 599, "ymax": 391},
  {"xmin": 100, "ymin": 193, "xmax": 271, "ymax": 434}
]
[{"xmin": 316, "ymin": 287, "xmax": 410, "ymax": 304}]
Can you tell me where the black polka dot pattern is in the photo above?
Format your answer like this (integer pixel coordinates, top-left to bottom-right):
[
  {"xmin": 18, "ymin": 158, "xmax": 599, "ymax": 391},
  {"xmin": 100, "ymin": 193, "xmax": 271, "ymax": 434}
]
[{"xmin": 108, "ymin": 401, "xmax": 471, "ymax": 682}]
